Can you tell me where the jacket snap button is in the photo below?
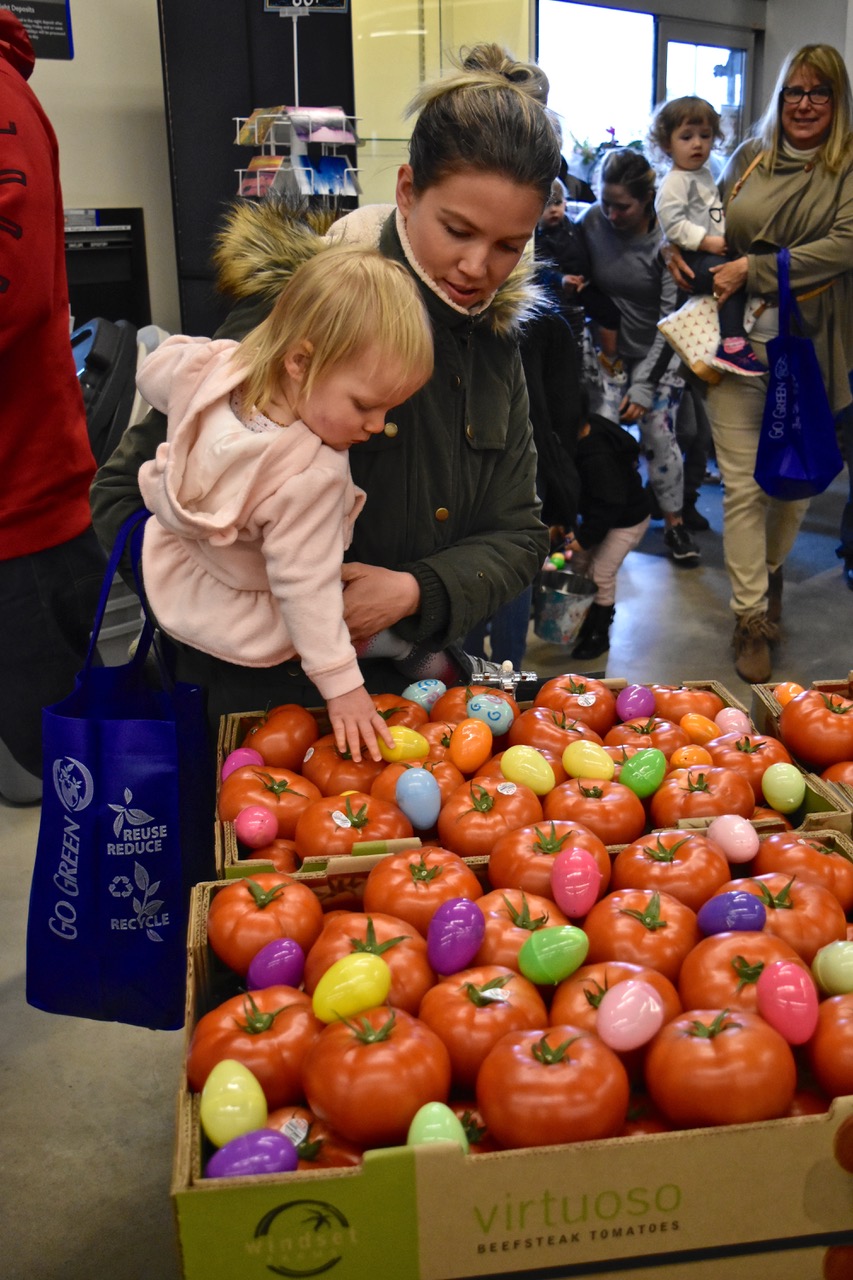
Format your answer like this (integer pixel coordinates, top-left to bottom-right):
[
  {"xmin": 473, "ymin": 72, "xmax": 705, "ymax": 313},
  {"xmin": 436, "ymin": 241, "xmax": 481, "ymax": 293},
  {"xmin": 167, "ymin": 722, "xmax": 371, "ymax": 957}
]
[
  {"xmin": 435, "ymin": 507, "xmax": 449, "ymax": 522},
  {"xmin": 384, "ymin": 422, "xmax": 398, "ymax": 437},
  {"xmin": 466, "ymin": 424, "xmax": 474, "ymax": 440}
]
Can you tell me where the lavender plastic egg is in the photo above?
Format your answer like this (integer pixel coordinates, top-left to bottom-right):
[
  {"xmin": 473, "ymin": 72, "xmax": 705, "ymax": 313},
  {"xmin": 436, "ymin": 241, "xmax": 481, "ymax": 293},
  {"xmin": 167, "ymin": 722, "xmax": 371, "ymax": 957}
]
[
  {"xmin": 427, "ymin": 898, "xmax": 485, "ymax": 974},
  {"xmin": 697, "ymin": 890, "xmax": 767, "ymax": 935},
  {"xmin": 615, "ymin": 684, "xmax": 655, "ymax": 722},
  {"xmin": 206, "ymin": 1129, "xmax": 298, "ymax": 1178},
  {"xmin": 246, "ymin": 937, "xmax": 305, "ymax": 990}
]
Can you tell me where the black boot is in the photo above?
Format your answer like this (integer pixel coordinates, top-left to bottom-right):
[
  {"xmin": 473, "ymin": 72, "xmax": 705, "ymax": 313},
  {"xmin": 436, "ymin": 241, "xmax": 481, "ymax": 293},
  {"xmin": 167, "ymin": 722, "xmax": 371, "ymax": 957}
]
[{"xmin": 572, "ymin": 603, "xmax": 615, "ymax": 660}]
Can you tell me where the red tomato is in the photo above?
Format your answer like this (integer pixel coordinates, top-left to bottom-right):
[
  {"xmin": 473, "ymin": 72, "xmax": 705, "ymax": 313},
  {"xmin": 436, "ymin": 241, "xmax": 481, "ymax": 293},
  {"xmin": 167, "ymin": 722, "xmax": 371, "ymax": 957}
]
[
  {"xmin": 779, "ymin": 689, "xmax": 853, "ymax": 769},
  {"xmin": 419, "ymin": 720, "xmax": 456, "ymax": 762},
  {"xmin": 362, "ymin": 846, "xmax": 483, "ymax": 936},
  {"xmin": 649, "ymin": 766, "xmax": 755, "ymax": 827},
  {"xmin": 241, "ymin": 837, "xmax": 300, "ymax": 874},
  {"xmin": 822, "ymin": 761, "xmax": 853, "ymax": 786},
  {"xmin": 241, "ymin": 704, "xmax": 320, "ymax": 770},
  {"xmin": 473, "ymin": 888, "xmax": 570, "ymax": 971},
  {"xmin": 534, "ymin": 674, "xmax": 618, "ymax": 737},
  {"xmin": 186, "ymin": 985, "xmax": 322, "ymax": 1108},
  {"xmin": 294, "ymin": 791, "xmax": 413, "ymax": 861},
  {"xmin": 710, "ymin": 872, "xmax": 847, "ymax": 964},
  {"xmin": 418, "ymin": 964, "xmax": 549, "ymax": 1090},
  {"xmin": 550, "ymin": 961, "xmax": 682, "ymax": 1034},
  {"xmin": 476, "ymin": 1025, "xmax": 630, "ymax": 1147},
  {"xmin": 543, "ymin": 777, "xmax": 646, "ymax": 846},
  {"xmin": 604, "ymin": 716, "xmax": 689, "ymax": 759},
  {"xmin": 619, "ymin": 1094, "xmax": 673, "ymax": 1136},
  {"xmin": 644, "ymin": 1009, "xmax": 797, "ymax": 1125},
  {"xmin": 649, "ymin": 684, "xmax": 725, "ymax": 721},
  {"xmin": 217, "ymin": 766, "xmax": 322, "ymax": 839},
  {"xmin": 206, "ymin": 873, "xmax": 325, "ymax": 975},
  {"xmin": 370, "ymin": 693, "xmax": 429, "ymax": 729},
  {"xmin": 507, "ymin": 706, "xmax": 603, "ymax": 755},
  {"xmin": 582, "ymin": 888, "xmax": 700, "ymax": 982},
  {"xmin": 610, "ymin": 830, "xmax": 731, "ymax": 912},
  {"xmin": 265, "ymin": 1103, "xmax": 364, "ymax": 1169},
  {"xmin": 487, "ymin": 819, "xmax": 611, "ymax": 899},
  {"xmin": 448, "ymin": 1100, "xmax": 502, "ymax": 1153},
  {"xmin": 301, "ymin": 734, "xmax": 386, "ymax": 795},
  {"xmin": 752, "ymin": 831, "xmax": 853, "ymax": 913},
  {"xmin": 430, "ymin": 684, "xmax": 519, "ymax": 726},
  {"xmin": 303, "ymin": 910, "xmax": 435, "ymax": 1014},
  {"xmin": 447, "ymin": 718, "xmax": 494, "ymax": 774},
  {"xmin": 301, "ymin": 1006, "xmax": 451, "ymax": 1146},
  {"xmin": 437, "ymin": 776, "xmax": 543, "ymax": 858},
  {"xmin": 805, "ymin": 994, "xmax": 853, "ymax": 1098},
  {"xmin": 677, "ymin": 930, "xmax": 809, "ymax": 1013},
  {"xmin": 704, "ymin": 732, "xmax": 794, "ymax": 801}
]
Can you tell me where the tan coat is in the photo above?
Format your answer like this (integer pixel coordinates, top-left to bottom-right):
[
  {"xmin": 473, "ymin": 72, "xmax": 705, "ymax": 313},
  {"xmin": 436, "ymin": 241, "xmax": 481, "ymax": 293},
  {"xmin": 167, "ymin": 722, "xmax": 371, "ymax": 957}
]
[{"xmin": 721, "ymin": 138, "xmax": 853, "ymax": 411}]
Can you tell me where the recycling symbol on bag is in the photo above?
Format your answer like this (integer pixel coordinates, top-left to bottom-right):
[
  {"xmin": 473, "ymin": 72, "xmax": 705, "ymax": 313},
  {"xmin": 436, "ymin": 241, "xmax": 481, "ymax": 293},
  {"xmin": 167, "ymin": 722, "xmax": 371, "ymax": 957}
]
[{"xmin": 109, "ymin": 876, "xmax": 133, "ymax": 898}]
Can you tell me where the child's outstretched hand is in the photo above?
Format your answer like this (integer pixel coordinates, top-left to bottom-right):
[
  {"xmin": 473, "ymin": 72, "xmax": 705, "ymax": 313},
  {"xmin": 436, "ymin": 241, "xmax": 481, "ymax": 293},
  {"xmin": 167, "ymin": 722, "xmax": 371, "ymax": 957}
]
[{"xmin": 327, "ymin": 687, "xmax": 395, "ymax": 763}]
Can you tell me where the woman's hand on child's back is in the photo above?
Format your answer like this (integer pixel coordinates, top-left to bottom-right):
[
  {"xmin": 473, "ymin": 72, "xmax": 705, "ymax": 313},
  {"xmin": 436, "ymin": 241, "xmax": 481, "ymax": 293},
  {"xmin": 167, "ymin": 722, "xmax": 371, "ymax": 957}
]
[
  {"xmin": 699, "ymin": 234, "xmax": 727, "ymax": 255},
  {"xmin": 327, "ymin": 686, "xmax": 395, "ymax": 763}
]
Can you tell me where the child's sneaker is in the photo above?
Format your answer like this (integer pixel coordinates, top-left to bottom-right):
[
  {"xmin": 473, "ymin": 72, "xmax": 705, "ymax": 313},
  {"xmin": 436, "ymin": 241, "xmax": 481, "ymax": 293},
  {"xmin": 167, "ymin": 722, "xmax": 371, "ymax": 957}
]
[{"xmin": 712, "ymin": 338, "xmax": 767, "ymax": 377}]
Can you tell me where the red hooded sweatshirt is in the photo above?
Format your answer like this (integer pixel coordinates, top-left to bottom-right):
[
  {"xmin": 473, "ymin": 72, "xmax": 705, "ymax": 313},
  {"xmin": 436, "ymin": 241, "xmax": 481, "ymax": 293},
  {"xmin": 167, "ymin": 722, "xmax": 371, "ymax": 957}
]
[{"xmin": 0, "ymin": 9, "xmax": 95, "ymax": 559}]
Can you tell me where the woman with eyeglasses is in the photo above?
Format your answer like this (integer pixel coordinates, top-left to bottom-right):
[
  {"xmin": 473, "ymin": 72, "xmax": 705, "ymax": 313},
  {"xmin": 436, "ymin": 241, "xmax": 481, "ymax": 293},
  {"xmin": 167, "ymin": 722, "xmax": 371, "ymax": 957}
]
[{"xmin": 682, "ymin": 43, "xmax": 853, "ymax": 683}]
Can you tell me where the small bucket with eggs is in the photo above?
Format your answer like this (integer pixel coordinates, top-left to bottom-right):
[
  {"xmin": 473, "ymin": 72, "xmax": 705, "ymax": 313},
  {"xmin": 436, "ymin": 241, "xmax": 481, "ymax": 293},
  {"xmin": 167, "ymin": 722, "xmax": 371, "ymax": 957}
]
[{"xmin": 533, "ymin": 567, "xmax": 597, "ymax": 646}]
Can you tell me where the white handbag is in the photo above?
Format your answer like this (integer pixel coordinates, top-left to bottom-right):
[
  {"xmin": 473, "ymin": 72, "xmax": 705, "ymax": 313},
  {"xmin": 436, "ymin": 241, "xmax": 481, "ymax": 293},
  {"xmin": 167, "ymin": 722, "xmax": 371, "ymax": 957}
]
[{"xmin": 658, "ymin": 293, "xmax": 761, "ymax": 385}]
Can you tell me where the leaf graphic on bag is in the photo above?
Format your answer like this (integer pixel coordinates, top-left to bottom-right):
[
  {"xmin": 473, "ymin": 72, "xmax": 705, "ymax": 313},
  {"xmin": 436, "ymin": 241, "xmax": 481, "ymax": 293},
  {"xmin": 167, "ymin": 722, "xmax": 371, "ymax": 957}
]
[{"xmin": 135, "ymin": 863, "xmax": 150, "ymax": 891}]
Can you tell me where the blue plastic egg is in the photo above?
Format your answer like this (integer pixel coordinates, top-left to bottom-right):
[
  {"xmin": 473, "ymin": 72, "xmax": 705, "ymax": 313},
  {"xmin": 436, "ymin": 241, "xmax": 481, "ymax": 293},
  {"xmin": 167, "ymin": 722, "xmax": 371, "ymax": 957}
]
[
  {"xmin": 401, "ymin": 679, "xmax": 446, "ymax": 711},
  {"xmin": 395, "ymin": 767, "xmax": 442, "ymax": 829},
  {"xmin": 466, "ymin": 694, "xmax": 515, "ymax": 736}
]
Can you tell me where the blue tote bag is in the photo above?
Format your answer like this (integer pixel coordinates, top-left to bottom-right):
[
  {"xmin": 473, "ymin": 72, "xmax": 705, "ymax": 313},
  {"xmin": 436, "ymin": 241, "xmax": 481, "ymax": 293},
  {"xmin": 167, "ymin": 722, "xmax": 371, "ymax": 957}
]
[
  {"xmin": 26, "ymin": 511, "xmax": 215, "ymax": 1029},
  {"xmin": 754, "ymin": 248, "xmax": 843, "ymax": 501}
]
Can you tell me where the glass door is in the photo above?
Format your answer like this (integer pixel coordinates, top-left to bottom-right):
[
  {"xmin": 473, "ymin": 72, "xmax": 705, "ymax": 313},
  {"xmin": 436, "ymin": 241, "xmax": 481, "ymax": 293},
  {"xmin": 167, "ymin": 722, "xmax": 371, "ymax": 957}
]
[{"xmin": 656, "ymin": 18, "xmax": 756, "ymax": 160}]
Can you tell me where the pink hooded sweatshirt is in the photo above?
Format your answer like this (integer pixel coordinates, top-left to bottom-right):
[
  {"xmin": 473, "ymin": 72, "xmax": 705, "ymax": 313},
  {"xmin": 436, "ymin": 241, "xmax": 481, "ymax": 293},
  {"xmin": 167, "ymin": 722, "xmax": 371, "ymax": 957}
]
[{"xmin": 137, "ymin": 335, "xmax": 366, "ymax": 699}]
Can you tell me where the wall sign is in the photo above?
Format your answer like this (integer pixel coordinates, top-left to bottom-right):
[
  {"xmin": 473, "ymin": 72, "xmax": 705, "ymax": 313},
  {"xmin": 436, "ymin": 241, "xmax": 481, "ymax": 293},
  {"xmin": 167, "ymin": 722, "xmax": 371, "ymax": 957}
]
[
  {"xmin": 263, "ymin": 0, "xmax": 348, "ymax": 12},
  {"xmin": 8, "ymin": 0, "xmax": 73, "ymax": 59}
]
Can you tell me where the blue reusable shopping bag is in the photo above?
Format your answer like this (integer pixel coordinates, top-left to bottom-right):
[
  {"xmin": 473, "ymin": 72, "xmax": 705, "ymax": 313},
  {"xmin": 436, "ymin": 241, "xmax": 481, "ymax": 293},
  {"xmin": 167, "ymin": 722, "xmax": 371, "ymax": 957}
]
[
  {"xmin": 26, "ymin": 511, "xmax": 215, "ymax": 1029},
  {"xmin": 754, "ymin": 248, "xmax": 843, "ymax": 501}
]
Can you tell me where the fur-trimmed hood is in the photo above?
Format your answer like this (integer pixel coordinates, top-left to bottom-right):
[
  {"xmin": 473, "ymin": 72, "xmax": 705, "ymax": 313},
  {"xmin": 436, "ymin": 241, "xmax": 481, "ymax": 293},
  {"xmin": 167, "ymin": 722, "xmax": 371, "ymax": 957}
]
[{"xmin": 213, "ymin": 198, "xmax": 544, "ymax": 338}]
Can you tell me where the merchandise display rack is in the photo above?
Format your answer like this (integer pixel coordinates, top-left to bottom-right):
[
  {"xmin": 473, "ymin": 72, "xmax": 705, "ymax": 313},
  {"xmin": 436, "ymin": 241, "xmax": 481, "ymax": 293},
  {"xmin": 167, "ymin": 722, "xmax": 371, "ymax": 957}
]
[{"xmin": 233, "ymin": 106, "xmax": 360, "ymax": 201}]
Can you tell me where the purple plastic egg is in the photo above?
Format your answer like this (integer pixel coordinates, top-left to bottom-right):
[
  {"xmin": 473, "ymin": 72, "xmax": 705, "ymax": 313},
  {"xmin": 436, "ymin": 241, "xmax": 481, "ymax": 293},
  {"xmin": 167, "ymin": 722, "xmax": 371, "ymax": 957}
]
[
  {"xmin": 427, "ymin": 897, "xmax": 486, "ymax": 974},
  {"xmin": 246, "ymin": 937, "xmax": 305, "ymax": 990},
  {"xmin": 206, "ymin": 1129, "xmax": 298, "ymax": 1179},
  {"xmin": 221, "ymin": 747, "xmax": 264, "ymax": 781},
  {"xmin": 615, "ymin": 684, "xmax": 655, "ymax": 722},
  {"xmin": 696, "ymin": 890, "xmax": 767, "ymax": 935}
]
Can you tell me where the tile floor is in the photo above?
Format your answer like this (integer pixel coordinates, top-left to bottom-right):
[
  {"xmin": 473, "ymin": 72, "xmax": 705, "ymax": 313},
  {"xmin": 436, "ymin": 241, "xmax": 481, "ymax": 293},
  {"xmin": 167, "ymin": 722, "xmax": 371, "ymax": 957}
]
[{"xmin": 3, "ymin": 471, "xmax": 852, "ymax": 1280}]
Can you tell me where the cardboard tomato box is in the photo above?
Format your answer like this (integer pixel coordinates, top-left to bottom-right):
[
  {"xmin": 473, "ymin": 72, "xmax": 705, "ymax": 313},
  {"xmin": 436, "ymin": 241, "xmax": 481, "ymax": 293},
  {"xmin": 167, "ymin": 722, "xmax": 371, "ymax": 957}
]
[
  {"xmin": 751, "ymin": 675, "xmax": 853, "ymax": 816},
  {"xmin": 172, "ymin": 880, "xmax": 853, "ymax": 1280}
]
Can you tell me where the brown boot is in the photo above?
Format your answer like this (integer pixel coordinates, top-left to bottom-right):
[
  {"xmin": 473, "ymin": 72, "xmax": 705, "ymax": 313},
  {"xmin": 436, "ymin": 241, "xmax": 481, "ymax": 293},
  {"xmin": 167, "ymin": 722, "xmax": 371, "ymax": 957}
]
[
  {"xmin": 767, "ymin": 567, "xmax": 783, "ymax": 625},
  {"xmin": 732, "ymin": 613, "xmax": 779, "ymax": 683}
]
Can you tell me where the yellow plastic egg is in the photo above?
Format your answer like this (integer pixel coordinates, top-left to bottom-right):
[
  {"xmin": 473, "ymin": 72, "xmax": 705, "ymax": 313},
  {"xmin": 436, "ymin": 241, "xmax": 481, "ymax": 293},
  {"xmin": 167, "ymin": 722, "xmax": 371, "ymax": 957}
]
[
  {"xmin": 562, "ymin": 739, "xmax": 615, "ymax": 780},
  {"xmin": 500, "ymin": 744, "xmax": 555, "ymax": 795}
]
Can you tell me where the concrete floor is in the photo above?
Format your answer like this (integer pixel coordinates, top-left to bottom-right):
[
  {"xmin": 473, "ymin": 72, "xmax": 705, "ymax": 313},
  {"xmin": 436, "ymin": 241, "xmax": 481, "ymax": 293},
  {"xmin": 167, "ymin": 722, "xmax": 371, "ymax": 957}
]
[{"xmin": 3, "ymin": 471, "xmax": 852, "ymax": 1280}]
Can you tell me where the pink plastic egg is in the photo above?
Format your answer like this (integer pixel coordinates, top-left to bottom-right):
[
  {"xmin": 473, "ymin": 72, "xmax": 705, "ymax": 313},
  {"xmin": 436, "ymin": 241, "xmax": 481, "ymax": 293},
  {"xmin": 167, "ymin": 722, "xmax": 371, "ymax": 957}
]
[
  {"xmin": 615, "ymin": 684, "xmax": 655, "ymax": 722},
  {"xmin": 222, "ymin": 747, "xmax": 264, "ymax": 780},
  {"xmin": 550, "ymin": 846, "xmax": 603, "ymax": 918},
  {"xmin": 713, "ymin": 707, "xmax": 752, "ymax": 735},
  {"xmin": 596, "ymin": 979, "xmax": 665, "ymax": 1051},
  {"xmin": 756, "ymin": 959, "xmax": 819, "ymax": 1044},
  {"xmin": 706, "ymin": 813, "xmax": 760, "ymax": 864},
  {"xmin": 234, "ymin": 805, "xmax": 278, "ymax": 849}
]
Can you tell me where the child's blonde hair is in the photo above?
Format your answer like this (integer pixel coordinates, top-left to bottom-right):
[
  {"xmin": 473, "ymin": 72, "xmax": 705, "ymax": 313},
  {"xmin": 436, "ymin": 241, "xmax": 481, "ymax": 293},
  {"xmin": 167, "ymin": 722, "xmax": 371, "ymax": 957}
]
[
  {"xmin": 236, "ymin": 245, "xmax": 434, "ymax": 415},
  {"xmin": 648, "ymin": 96, "xmax": 723, "ymax": 159}
]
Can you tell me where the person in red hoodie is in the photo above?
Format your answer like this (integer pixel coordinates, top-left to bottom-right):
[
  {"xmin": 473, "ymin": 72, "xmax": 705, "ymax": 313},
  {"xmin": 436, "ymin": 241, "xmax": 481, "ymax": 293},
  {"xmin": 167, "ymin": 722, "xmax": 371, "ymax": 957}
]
[{"xmin": 0, "ymin": 10, "xmax": 105, "ymax": 788}]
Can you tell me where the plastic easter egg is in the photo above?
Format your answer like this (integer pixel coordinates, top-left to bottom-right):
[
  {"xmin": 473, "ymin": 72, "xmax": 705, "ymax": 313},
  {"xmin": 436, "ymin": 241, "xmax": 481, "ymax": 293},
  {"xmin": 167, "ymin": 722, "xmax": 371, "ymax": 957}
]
[
  {"xmin": 680, "ymin": 712, "xmax": 722, "ymax": 746},
  {"xmin": 714, "ymin": 706, "xmax": 752, "ymax": 735},
  {"xmin": 378, "ymin": 724, "xmax": 430, "ymax": 763},
  {"xmin": 517, "ymin": 925, "xmax": 589, "ymax": 985},
  {"xmin": 812, "ymin": 940, "xmax": 853, "ymax": 995},
  {"xmin": 407, "ymin": 1102, "xmax": 469, "ymax": 1152},
  {"xmin": 246, "ymin": 937, "xmax": 305, "ymax": 990},
  {"xmin": 311, "ymin": 952, "xmax": 392, "ymax": 1023},
  {"xmin": 401, "ymin": 679, "xmax": 446, "ymax": 712},
  {"xmin": 756, "ymin": 959, "xmax": 819, "ymax": 1044},
  {"xmin": 448, "ymin": 718, "xmax": 494, "ymax": 774},
  {"xmin": 395, "ymin": 767, "xmax": 442, "ymax": 830},
  {"xmin": 221, "ymin": 746, "xmax": 264, "ymax": 781},
  {"xmin": 697, "ymin": 890, "xmax": 767, "ymax": 935},
  {"xmin": 561, "ymin": 739, "xmax": 614, "ymax": 781},
  {"xmin": 706, "ymin": 813, "xmax": 760, "ymax": 863},
  {"xmin": 550, "ymin": 846, "xmax": 603, "ymax": 917},
  {"xmin": 596, "ymin": 979, "xmax": 666, "ymax": 1052},
  {"xmin": 669, "ymin": 744, "xmax": 713, "ymax": 770},
  {"xmin": 466, "ymin": 693, "xmax": 515, "ymax": 736},
  {"xmin": 234, "ymin": 804, "xmax": 279, "ymax": 849},
  {"xmin": 200, "ymin": 1059, "xmax": 268, "ymax": 1148},
  {"xmin": 761, "ymin": 762, "xmax": 806, "ymax": 813},
  {"xmin": 206, "ymin": 1128, "xmax": 298, "ymax": 1179},
  {"xmin": 549, "ymin": 552, "xmax": 566, "ymax": 570},
  {"xmin": 500, "ymin": 744, "xmax": 555, "ymax": 795},
  {"xmin": 616, "ymin": 684, "xmax": 655, "ymax": 722},
  {"xmin": 427, "ymin": 897, "xmax": 486, "ymax": 974},
  {"xmin": 774, "ymin": 681, "xmax": 805, "ymax": 708},
  {"xmin": 618, "ymin": 748, "xmax": 666, "ymax": 798}
]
